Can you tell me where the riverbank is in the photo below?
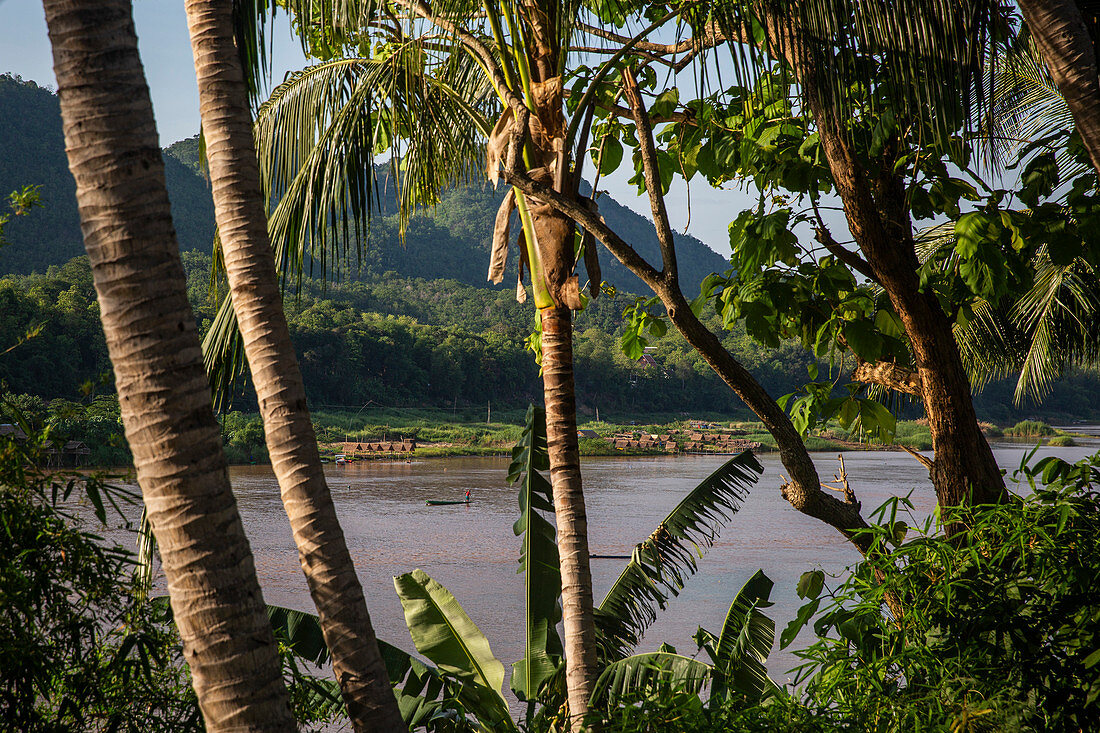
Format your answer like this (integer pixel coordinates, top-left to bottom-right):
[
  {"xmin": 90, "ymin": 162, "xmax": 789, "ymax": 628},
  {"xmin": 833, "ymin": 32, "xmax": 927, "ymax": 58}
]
[{"xmin": 306, "ymin": 416, "xmax": 1055, "ymax": 463}]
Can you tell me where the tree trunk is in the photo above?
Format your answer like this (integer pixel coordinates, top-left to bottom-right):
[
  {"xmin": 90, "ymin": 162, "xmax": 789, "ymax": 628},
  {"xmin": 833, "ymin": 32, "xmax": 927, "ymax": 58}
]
[
  {"xmin": 540, "ymin": 304, "xmax": 598, "ymax": 726},
  {"xmin": 806, "ymin": 86, "xmax": 1008, "ymax": 510},
  {"xmin": 182, "ymin": 4, "xmax": 404, "ymax": 730},
  {"xmin": 42, "ymin": 1, "xmax": 294, "ymax": 729},
  {"xmin": 1019, "ymin": 0, "xmax": 1100, "ymax": 176}
]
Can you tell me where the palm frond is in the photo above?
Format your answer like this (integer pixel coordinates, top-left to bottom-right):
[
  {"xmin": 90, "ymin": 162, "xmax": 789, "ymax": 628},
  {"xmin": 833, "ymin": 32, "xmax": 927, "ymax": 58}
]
[
  {"xmin": 1009, "ymin": 256, "xmax": 1100, "ymax": 402},
  {"xmin": 920, "ymin": 216, "xmax": 1100, "ymax": 403},
  {"xmin": 982, "ymin": 33, "xmax": 1083, "ymax": 177},
  {"xmin": 596, "ymin": 451, "xmax": 763, "ymax": 662},
  {"xmin": 953, "ymin": 298, "xmax": 1023, "ymax": 391},
  {"xmin": 711, "ymin": 0, "xmax": 1008, "ymax": 144},
  {"xmin": 254, "ymin": 50, "xmax": 493, "ymax": 284},
  {"xmin": 203, "ymin": 49, "xmax": 494, "ymax": 404}
]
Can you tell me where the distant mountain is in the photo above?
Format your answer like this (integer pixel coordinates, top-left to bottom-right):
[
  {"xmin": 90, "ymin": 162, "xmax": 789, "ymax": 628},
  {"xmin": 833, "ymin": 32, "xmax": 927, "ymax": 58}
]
[
  {"xmin": 3, "ymin": 73, "xmax": 728, "ymax": 293},
  {"xmin": 0, "ymin": 74, "xmax": 215, "ymax": 274}
]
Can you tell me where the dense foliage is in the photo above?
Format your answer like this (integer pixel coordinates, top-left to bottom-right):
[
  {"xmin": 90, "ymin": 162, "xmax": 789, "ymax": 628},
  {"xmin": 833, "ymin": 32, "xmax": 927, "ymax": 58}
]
[
  {"xmin": 0, "ymin": 436, "xmax": 198, "ymax": 731},
  {"xmin": 0, "ymin": 430, "xmax": 355, "ymax": 731},
  {"xmin": 778, "ymin": 452, "xmax": 1100, "ymax": 731},
  {"xmin": 4, "ymin": 253, "xmax": 1097, "ymax": 438}
]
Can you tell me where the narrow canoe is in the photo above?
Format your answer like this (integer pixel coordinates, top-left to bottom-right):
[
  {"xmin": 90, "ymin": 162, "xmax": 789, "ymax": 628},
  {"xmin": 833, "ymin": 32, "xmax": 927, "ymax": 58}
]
[{"xmin": 425, "ymin": 499, "xmax": 470, "ymax": 506}]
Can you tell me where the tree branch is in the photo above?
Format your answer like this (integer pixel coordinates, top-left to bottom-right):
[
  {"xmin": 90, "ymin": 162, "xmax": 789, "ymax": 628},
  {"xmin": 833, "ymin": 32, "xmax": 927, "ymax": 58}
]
[
  {"xmin": 620, "ymin": 66, "xmax": 678, "ymax": 284},
  {"xmin": 503, "ymin": 164, "xmax": 877, "ymax": 560},
  {"xmin": 501, "ymin": 169, "xmax": 663, "ymax": 285},
  {"xmin": 812, "ymin": 197, "xmax": 880, "ymax": 284},
  {"xmin": 899, "ymin": 444, "xmax": 935, "ymax": 473}
]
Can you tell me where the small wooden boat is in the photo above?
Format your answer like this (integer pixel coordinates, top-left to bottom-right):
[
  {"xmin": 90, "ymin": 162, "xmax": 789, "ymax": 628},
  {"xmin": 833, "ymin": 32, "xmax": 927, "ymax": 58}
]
[{"xmin": 425, "ymin": 499, "xmax": 470, "ymax": 506}]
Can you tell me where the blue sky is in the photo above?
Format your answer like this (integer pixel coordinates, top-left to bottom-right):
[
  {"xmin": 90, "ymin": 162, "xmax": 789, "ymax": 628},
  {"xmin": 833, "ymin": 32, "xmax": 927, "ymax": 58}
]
[{"xmin": 0, "ymin": 0, "xmax": 761, "ymax": 255}]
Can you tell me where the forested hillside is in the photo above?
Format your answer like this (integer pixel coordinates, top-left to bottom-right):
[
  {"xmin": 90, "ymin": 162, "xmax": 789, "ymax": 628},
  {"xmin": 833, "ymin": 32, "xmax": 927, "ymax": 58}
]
[
  {"xmin": 164, "ymin": 137, "xmax": 728, "ymax": 294},
  {"xmin": 0, "ymin": 74, "xmax": 216, "ymax": 272},
  {"xmin": 3, "ymin": 254, "xmax": 1098, "ymax": 423},
  {"xmin": 4, "ymin": 73, "xmax": 1099, "ymax": 423}
]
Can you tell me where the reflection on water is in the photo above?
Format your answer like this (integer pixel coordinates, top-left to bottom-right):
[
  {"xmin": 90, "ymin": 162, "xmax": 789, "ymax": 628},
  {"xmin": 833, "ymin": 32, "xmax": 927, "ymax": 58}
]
[{"xmin": 226, "ymin": 437, "xmax": 1099, "ymax": 692}]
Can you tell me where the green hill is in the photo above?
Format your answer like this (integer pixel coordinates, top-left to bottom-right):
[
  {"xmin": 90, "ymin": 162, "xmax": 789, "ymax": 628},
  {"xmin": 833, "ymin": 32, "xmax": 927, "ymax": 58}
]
[
  {"xmin": 162, "ymin": 143, "xmax": 729, "ymax": 295},
  {"xmin": 1, "ymin": 78, "xmax": 727, "ymax": 291},
  {"xmin": 0, "ymin": 74, "xmax": 216, "ymax": 274}
]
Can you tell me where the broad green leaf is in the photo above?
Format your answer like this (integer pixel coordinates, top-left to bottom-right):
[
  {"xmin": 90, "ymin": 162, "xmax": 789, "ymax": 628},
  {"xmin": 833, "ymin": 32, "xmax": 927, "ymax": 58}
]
[
  {"xmin": 796, "ymin": 570, "xmax": 825, "ymax": 600},
  {"xmin": 265, "ymin": 603, "xmax": 460, "ymax": 729},
  {"xmin": 842, "ymin": 319, "xmax": 883, "ymax": 362},
  {"xmin": 780, "ymin": 598, "xmax": 821, "ymax": 649},
  {"xmin": 394, "ymin": 569, "xmax": 509, "ymax": 716},
  {"xmin": 598, "ymin": 135, "xmax": 624, "ymax": 175},
  {"xmin": 714, "ymin": 570, "xmax": 777, "ymax": 701},
  {"xmin": 650, "ymin": 87, "xmax": 679, "ymax": 118},
  {"xmin": 508, "ymin": 406, "xmax": 562, "ymax": 701}
]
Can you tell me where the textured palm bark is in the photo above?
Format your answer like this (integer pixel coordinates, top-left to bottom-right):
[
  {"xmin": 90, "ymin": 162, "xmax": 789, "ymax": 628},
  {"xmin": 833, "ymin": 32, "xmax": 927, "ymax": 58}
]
[
  {"xmin": 183, "ymin": 4, "xmax": 403, "ymax": 730},
  {"xmin": 540, "ymin": 305, "xmax": 598, "ymax": 724},
  {"xmin": 1019, "ymin": 0, "xmax": 1100, "ymax": 176},
  {"xmin": 42, "ymin": 1, "xmax": 294, "ymax": 729},
  {"xmin": 515, "ymin": 5, "xmax": 600, "ymax": 724}
]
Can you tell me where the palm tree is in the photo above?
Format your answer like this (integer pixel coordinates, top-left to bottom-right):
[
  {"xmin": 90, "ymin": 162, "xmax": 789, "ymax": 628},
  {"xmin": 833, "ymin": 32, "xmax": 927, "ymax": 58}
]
[
  {"xmin": 930, "ymin": 36, "xmax": 1100, "ymax": 406},
  {"xmin": 214, "ymin": 2, "xmax": 682, "ymax": 721},
  {"xmin": 182, "ymin": 2, "xmax": 403, "ymax": 729},
  {"xmin": 40, "ymin": 0, "xmax": 294, "ymax": 729},
  {"xmin": 223, "ymin": 3, "xmax": 890, "ymax": 713}
]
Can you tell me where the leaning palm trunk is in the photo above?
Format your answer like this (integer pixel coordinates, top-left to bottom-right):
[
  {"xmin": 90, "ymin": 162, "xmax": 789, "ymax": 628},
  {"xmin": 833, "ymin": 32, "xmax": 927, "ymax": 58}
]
[
  {"xmin": 183, "ymin": 3, "xmax": 403, "ymax": 730},
  {"xmin": 42, "ymin": 0, "xmax": 294, "ymax": 729}
]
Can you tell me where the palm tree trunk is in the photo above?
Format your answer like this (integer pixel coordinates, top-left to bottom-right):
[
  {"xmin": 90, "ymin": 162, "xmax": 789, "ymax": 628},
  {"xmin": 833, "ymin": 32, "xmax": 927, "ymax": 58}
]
[
  {"xmin": 1019, "ymin": 0, "xmax": 1100, "ymax": 177},
  {"xmin": 183, "ymin": 3, "xmax": 403, "ymax": 730},
  {"xmin": 41, "ymin": 1, "xmax": 294, "ymax": 729},
  {"xmin": 540, "ymin": 304, "xmax": 598, "ymax": 726}
]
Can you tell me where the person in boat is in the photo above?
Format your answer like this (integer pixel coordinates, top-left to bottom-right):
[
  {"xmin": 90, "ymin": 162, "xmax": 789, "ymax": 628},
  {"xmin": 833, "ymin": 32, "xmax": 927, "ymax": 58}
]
[{"xmin": 465, "ymin": 489, "xmax": 471, "ymax": 502}]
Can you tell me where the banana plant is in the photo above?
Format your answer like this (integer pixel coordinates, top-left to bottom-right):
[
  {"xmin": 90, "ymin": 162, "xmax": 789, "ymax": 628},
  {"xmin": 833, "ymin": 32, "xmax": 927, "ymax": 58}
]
[
  {"xmin": 391, "ymin": 406, "xmax": 765, "ymax": 729},
  {"xmin": 135, "ymin": 406, "xmax": 767, "ymax": 728},
  {"xmin": 590, "ymin": 570, "xmax": 779, "ymax": 710}
]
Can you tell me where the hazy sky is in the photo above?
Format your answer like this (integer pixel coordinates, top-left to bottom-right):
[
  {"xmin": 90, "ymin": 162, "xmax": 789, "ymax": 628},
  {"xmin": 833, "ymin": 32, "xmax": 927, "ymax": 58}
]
[{"xmin": 0, "ymin": 0, "xmax": 763, "ymax": 256}]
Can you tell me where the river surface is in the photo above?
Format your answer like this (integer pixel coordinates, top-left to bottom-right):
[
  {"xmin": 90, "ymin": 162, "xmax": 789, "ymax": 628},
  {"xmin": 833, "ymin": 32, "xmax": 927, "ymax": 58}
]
[{"xmin": 218, "ymin": 438, "xmax": 1099, "ymax": 692}]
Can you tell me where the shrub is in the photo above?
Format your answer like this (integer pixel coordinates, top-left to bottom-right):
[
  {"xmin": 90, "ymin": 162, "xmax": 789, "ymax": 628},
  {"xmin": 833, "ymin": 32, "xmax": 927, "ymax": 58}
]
[
  {"xmin": 784, "ymin": 452, "xmax": 1100, "ymax": 732},
  {"xmin": 1005, "ymin": 419, "xmax": 1056, "ymax": 437},
  {"xmin": 0, "ymin": 434, "xmax": 200, "ymax": 731},
  {"xmin": 1048, "ymin": 435, "xmax": 1076, "ymax": 447}
]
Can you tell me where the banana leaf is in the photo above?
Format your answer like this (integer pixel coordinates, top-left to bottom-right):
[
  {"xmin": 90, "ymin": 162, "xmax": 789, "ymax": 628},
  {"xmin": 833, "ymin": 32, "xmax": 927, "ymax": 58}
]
[
  {"xmin": 508, "ymin": 405, "xmax": 563, "ymax": 702},
  {"xmin": 266, "ymin": 602, "xmax": 461, "ymax": 729},
  {"xmin": 394, "ymin": 569, "xmax": 515, "ymax": 730},
  {"xmin": 590, "ymin": 652, "xmax": 711, "ymax": 708},
  {"xmin": 713, "ymin": 570, "xmax": 779, "ymax": 702},
  {"xmin": 596, "ymin": 451, "xmax": 764, "ymax": 661}
]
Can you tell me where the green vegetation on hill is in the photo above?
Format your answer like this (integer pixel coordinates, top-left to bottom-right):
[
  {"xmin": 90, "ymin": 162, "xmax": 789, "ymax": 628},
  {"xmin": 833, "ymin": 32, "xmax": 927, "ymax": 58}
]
[
  {"xmin": 3, "ymin": 73, "xmax": 1100, "ymax": 442},
  {"xmin": 0, "ymin": 75, "xmax": 215, "ymax": 273}
]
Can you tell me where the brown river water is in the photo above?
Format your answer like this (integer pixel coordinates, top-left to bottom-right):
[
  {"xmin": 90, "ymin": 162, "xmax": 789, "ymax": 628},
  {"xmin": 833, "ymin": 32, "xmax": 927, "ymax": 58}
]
[{"xmin": 210, "ymin": 438, "xmax": 1098, "ymax": 691}]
